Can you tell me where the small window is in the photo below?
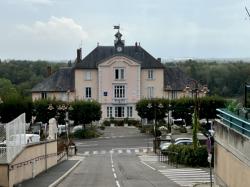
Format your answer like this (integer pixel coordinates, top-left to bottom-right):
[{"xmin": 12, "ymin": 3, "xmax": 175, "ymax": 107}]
[
  {"xmin": 148, "ymin": 69, "xmax": 154, "ymax": 80},
  {"xmin": 85, "ymin": 71, "xmax": 91, "ymax": 80},
  {"xmin": 41, "ymin": 92, "xmax": 47, "ymax": 99},
  {"xmin": 85, "ymin": 87, "xmax": 92, "ymax": 98},
  {"xmin": 103, "ymin": 91, "xmax": 108, "ymax": 96}
]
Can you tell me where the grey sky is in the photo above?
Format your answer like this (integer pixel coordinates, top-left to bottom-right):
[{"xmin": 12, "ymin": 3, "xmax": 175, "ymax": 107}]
[{"xmin": 1, "ymin": 0, "xmax": 250, "ymax": 60}]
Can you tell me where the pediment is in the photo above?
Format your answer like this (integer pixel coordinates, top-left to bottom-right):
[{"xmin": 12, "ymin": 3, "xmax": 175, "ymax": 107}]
[{"xmin": 98, "ymin": 55, "xmax": 140, "ymax": 67}]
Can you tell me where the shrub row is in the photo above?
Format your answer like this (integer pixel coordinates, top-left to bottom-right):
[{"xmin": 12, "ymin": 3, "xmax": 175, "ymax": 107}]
[
  {"xmin": 73, "ymin": 128, "xmax": 101, "ymax": 139},
  {"xmin": 102, "ymin": 119, "xmax": 140, "ymax": 126},
  {"xmin": 165, "ymin": 144, "xmax": 209, "ymax": 167}
]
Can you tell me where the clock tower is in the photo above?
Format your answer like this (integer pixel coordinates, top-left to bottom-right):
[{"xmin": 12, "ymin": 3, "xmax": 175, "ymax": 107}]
[{"xmin": 114, "ymin": 27, "xmax": 124, "ymax": 53}]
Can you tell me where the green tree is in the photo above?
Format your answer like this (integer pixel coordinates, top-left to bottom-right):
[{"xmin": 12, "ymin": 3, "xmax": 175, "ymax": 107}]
[
  {"xmin": 0, "ymin": 78, "xmax": 19, "ymax": 100},
  {"xmin": 70, "ymin": 100, "xmax": 102, "ymax": 129},
  {"xmin": 136, "ymin": 98, "xmax": 169, "ymax": 122}
]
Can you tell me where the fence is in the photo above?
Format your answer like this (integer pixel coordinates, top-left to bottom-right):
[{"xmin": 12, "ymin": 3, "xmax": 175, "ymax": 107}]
[
  {"xmin": 216, "ymin": 108, "xmax": 250, "ymax": 138},
  {"xmin": 158, "ymin": 150, "xmax": 179, "ymax": 168},
  {"xmin": 0, "ymin": 113, "xmax": 26, "ymax": 163}
]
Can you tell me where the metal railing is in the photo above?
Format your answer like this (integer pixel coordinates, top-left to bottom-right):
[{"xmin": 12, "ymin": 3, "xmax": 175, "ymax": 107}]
[
  {"xmin": 158, "ymin": 150, "xmax": 179, "ymax": 168},
  {"xmin": 0, "ymin": 113, "xmax": 26, "ymax": 163},
  {"xmin": 216, "ymin": 108, "xmax": 250, "ymax": 138}
]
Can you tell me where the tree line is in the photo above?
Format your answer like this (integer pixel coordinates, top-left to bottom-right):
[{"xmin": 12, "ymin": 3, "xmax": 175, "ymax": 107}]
[
  {"xmin": 165, "ymin": 60, "xmax": 250, "ymax": 98},
  {"xmin": 0, "ymin": 59, "xmax": 249, "ymax": 99}
]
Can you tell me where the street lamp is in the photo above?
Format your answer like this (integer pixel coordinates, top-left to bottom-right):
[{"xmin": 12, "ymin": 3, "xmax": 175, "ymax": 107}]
[
  {"xmin": 147, "ymin": 102, "xmax": 163, "ymax": 153},
  {"xmin": 168, "ymin": 103, "xmax": 171, "ymax": 132}
]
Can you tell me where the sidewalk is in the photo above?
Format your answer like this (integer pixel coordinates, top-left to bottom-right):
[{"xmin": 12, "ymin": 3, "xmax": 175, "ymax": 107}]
[{"xmin": 20, "ymin": 157, "xmax": 82, "ymax": 187}]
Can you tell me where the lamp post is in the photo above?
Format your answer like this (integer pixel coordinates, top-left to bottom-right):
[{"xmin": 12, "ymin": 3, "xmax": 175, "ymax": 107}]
[
  {"xmin": 168, "ymin": 103, "xmax": 171, "ymax": 132},
  {"xmin": 147, "ymin": 102, "xmax": 163, "ymax": 153}
]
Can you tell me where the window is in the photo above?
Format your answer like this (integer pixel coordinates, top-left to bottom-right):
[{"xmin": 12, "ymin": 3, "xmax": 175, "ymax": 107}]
[
  {"xmin": 114, "ymin": 85, "xmax": 125, "ymax": 98},
  {"xmin": 85, "ymin": 87, "xmax": 92, "ymax": 98},
  {"xmin": 147, "ymin": 87, "xmax": 154, "ymax": 98},
  {"xmin": 107, "ymin": 107, "xmax": 112, "ymax": 118},
  {"xmin": 171, "ymin": 90, "xmax": 177, "ymax": 99},
  {"xmin": 85, "ymin": 71, "xmax": 91, "ymax": 80},
  {"xmin": 115, "ymin": 107, "xmax": 124, "ymax": 117},
  {"xmin": 148, "ymin": 69, "xmax": 154, "ymax": 80},
  {"xmin": 41, "ymin": 92, "xmax": 47, "ymax": 99},
  {"xmin": 114, "ymin": 68, "xmax": 125, "ymax": 80},
  {"xmin": 127, "ymin": 106, "xmax": 133, "ymax": 118}
]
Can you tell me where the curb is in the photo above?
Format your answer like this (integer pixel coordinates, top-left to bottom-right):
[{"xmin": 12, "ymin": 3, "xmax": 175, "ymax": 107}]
[{"xmin": 48, "ymin": 159, "xmax": 82, "ymax": 187}]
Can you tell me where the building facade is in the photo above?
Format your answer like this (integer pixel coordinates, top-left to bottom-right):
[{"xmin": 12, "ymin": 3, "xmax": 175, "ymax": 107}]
[{"xmin": 32, "ymin": 30, "xmax": 208, "ymax": 120}]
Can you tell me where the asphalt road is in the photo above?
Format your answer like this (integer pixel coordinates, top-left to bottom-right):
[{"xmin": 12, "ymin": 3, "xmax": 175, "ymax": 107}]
[{"xmin": 57, "ymin": 126, "xmax": 179, "ymax": 187}]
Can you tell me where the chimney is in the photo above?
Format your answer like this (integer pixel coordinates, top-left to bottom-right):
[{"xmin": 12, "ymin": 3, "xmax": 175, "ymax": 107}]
[
  {"xmin": 76, "ymin": 48, "xmax": 82, "ymax": 63},
  {"xmin": 47, "ymin": 66, "xmax": 52, "ymax": 77},
  {"xmin": 157, "ymin": 58, "xmax": 161, "ymax": 62}
]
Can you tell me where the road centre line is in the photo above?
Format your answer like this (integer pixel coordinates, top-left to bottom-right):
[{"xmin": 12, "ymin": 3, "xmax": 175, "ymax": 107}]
[
  {"xmin": 116, "ymin": 180, "xmax": 120, "ymax": 187},
  {"xmin": 140, "ymin": 161, "xmax": 156, "ymax": 171}
]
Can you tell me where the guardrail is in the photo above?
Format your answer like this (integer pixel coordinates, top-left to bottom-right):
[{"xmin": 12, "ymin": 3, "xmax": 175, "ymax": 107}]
[{"xmin": 216, "ymin": 108, "xmax": 250, "ymax": 138}]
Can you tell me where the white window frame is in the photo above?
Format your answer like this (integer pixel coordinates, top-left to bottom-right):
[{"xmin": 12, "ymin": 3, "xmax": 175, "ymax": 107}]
[
  {"xmin": 114, "ymin": 85, "xmax": 125, "ymax": 98},
  {"xmin": 41, "ymin": 92, "xmax": 47, "ymax": 99},
  {"xmin": 147, "ymin": 87, "xmax": 154, "ymax": 98},
  {"xmin": 148, "ymin": 69, "xmax": 154, "ymax": 80},
  {"xmin": 127, "ymin": 106, "xmax": 133, "ymax": 118},
  {"xmin": 107, "ymin": 107, "xmax": 112, "ymax": 118},
  {"xmin": 85, "ymin": 87, "xmax": 92, "ymax": 98},
  {"xmin": 85, "ymin": 71, "xmax": 91, "ymax": 80},
  {"xmin": 114, "ymin": 68, "xmax": 125, "ymax": 80}
]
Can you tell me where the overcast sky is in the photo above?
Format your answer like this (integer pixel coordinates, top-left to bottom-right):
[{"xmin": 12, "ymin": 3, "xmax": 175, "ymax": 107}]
[{"xmin": 1, "ymin": 0, "xmax": 250, "ymax": 61}]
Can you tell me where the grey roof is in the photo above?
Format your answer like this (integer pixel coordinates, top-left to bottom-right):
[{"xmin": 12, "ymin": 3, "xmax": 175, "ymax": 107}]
[
  {"xmin": 32, "ymin": 67, "xmax": 74, "ymax": 92},
  {"xmin": 164, "ymin": 67, "xmax": 196, "ymax": 91},
  {"xmin": 74, "ymin": 46, "xmax": 165, "ymax": 69}
]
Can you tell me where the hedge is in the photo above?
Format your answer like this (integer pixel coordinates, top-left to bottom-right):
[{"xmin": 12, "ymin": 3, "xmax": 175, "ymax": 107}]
[{"xmin": 166, "ymin": 144, "xmax": 209, "ymax": 167}]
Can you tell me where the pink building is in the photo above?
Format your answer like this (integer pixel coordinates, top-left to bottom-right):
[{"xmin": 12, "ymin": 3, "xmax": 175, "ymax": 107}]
[{"xmin": 32, "ymin": 30, "xmax": 208, "ymax": 120}]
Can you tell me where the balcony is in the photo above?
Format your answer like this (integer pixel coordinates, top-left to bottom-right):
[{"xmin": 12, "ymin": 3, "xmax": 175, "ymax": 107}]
[
  {"xmin": 112, "ymin": 98, "xmax": 128, "ymax": 104},
  {"xmin": 216, "ymin": 108, "xmax": 250, "ymax": 138}
]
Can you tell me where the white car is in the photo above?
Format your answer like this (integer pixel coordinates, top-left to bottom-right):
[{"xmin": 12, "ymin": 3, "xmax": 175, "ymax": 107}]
[{"xmin": 160, "ymin": 139, "xmax": 193, "ymax": 151}]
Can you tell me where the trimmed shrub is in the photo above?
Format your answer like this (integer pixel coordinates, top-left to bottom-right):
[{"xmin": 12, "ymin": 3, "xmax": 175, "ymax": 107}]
[
  {"xmin": 167, "ymin": 144, "xmax": 209, "ymax": 167},
  {"xmin": 103, "ymin": 120, "xmax": 110, "ymax": 126},
  {"xmin": 73, "ymin": 128, "xmax": 100, "ymax": 139}
]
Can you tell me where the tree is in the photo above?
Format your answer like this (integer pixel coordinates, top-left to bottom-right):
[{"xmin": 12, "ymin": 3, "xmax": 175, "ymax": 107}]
[
  {"xmin": 136, "ymin": 98, "xmax": 169, "ymax": 122},
  {"xmin": 70, "ymin": 100, "xmax": 102, "ymax": 129},
  {"xmin": 0, "ymin": 78, "xmax": 19, "ymax": 100}
]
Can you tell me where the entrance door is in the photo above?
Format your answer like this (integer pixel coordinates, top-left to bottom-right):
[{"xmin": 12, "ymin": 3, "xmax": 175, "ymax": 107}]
[{"xmin": 115, "ymin": 106, "xmax": 124, "ymax": 118}]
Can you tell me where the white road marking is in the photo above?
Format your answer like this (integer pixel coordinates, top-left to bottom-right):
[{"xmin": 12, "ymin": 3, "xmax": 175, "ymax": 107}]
[
  {"xmin": 116, "ymin": 180, "xmax": 120, "ymax": 187},
  {"xmin": 126, "ymin": 149, "xmax": 131, "ymax": 154},
  {"xmin": 93, "ymin": 151, "xmax": 98, "ymax": 155},
  {"xmin": 140, "ymin": 161, "xmax": 156, "ymax": 171},
  {"xmin": 159, "ymin": 168, "xmax": 214, "ymax": 187}
]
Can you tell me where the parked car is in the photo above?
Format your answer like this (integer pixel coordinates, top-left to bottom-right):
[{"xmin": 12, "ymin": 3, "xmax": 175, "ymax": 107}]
[
  {"xmin": 160, "ymin": 139, "xmax": 193, "ymax": 151},
  {"xmin": 58, "ymin": 125, "xmax": 67, "ymax": 135},
  {"xmin": 72, "ymin": 125, "xmax": 83, "ymax": 133},
  {"xmin": 174, "ymin": 137, "xmax": 192, "ymax": 142}
]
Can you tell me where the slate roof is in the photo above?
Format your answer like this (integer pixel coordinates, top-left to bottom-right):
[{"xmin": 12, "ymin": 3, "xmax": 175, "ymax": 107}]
[
  {"xmin": 74, "ymin": 46, "xmax": 165, "ymax": 69},
  {"xmin": 164, "ymin": 67, "xmax": 197, "ymax": 91},
  {"xmin": 31, "ymin": 67, "xmax": 74, "ymax": 92}
]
